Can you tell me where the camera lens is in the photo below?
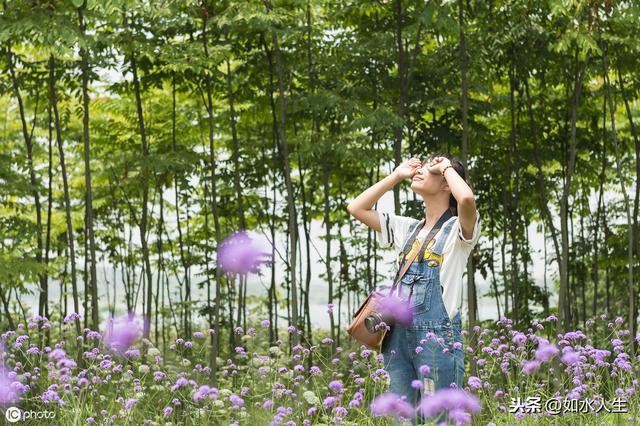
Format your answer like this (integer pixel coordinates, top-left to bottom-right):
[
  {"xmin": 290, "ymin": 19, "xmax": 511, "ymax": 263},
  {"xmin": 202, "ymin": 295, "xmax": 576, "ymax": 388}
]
[{"xmin": 364, "ymin": 313, "xmax": 382, "ymax": 333}]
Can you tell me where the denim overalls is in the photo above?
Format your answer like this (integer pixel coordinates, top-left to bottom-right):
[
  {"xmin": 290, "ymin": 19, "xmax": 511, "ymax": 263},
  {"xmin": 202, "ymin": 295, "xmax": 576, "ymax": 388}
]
[{"xmin": 382, "ymin": 217, "xmax": 464, "ymax": 422}]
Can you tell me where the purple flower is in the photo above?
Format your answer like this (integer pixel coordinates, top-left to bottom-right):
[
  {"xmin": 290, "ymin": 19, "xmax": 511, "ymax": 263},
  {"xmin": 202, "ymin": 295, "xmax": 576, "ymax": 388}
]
[
  {"xmin": 124, "ymin": 348, "xmax": 140, "ymax": 358},
  {"xmin": 511, "ymin": 332, "xmax": 526, "ymax": 345},
  {"xmin": 229, "ymin": 394, "xmax": 244, "ymax": 407},
  {"xmin": 261, "ymin": 319, "xmax": 270, "ymax": 328},
  {"xmin": 124, "ymin": 398, "xmax": 138, "ymax": 410},
  {"xmin": 48, "ymin": 348, "xmax": 66, "ymax": 360},
  {"xmin": 523, "ymin": 360, "xmax": 541, "ymax": 375},
  {"xmin": 0, "ymin": 369, "xmax": 22, "ymax": 405},
  {"xmin": 370, "ymin": 392, "xmax": 414, "ymax": 419},
  {"xmin": 40, "ymin": 388, "xmax": 61, "ymax": 405},
  {"xmin": 104, "ymin": 313, "xmax": 142, "ymax": 354},
  {"xmin": 171, "ymin": 377, "xmax": 189, "ymax": 392},
  {"xmin": 333, "ymin": 406, "xmax": 348, "ymax": 417},
  {"xmin": 193, "ymin": 385, "xmax": 218, "ymax": 402},
  {"xmin": 163, "ymin": 406, "xmax": 173, "ymax": 417},
  {"xmin": 535, "ymin": 342, "xmax": 559, "ymax": 363},
  {"xmin": 64, "ymin": 312, "xmax": 82, "ymax": 324},
  {"xmin": 467, "ymin": 376, "xmax": 481, "ymax": 390},
  {"xmin": 449, "ymin": 408, "xmax": 472, "ymax": 424},
  {"xmin": 327, "ymin": 303, "xmax": 334, "ymax": 314},
  {"xmin": 378, "ymin": 296, "xmax": 413, "ymax": 326},
  {"xmin": 328, "ymin": 380, "xmax": 343, "ymax": 393},
  {"xmin": 561, "ymin": 351, "xmax": 580, "ymax": 365},
  {"xmin": 411, "ymin": 380, "xmax": 423, "ymax": 390},
  {"xmin": 419, "ymin": 365, "xmax": 430, "ymax": 376},
  {"xmin": 218, "ymin": 231, "xmax": 271, "ymax": 274},
  {"xmin": 323, "ymin": 396, "xmax": 339, "ymax": 409},
  {"xmin": 419, "ymin": 388, "xmax": 480, "ymax": 417}
]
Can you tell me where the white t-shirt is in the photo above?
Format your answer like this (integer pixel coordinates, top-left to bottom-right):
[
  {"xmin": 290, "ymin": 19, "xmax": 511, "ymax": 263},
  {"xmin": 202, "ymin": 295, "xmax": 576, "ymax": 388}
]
[{"xmin": 376, "ymin": 210, "xmax": 481, "ymax": 320}]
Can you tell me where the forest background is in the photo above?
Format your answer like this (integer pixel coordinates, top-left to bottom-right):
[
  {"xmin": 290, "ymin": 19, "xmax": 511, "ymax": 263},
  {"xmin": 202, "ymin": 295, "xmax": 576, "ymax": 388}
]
[{"xmin": 0, "ymin": 0, "xmax": 639, "ymax": 390}]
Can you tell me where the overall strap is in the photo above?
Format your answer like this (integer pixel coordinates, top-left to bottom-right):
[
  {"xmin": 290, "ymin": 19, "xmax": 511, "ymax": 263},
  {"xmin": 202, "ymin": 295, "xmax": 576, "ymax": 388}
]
[
  {"xmin": 430, "ymin": 217, "xmax": 457, "ymax": 256},
  {"xmin": 397, "ymin": 219, "xmax": 424, "ymax": 264}
]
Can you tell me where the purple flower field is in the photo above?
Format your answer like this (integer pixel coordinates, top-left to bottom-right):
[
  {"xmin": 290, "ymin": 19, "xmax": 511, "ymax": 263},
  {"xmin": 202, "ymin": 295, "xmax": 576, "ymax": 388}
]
[{"xmin": 0, "ymin": 312, "xmax": 638, "ymax": 425}]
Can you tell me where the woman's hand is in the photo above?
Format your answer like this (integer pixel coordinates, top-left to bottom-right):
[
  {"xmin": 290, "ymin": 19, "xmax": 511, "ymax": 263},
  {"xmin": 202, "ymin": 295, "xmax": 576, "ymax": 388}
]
[
  {"xmin": 393, "ymin": 158, "xmax": 422, "ymax": 180},
  {"xmin": 426, "ymin": 156, "xmax": 453, "ymax": 175}
]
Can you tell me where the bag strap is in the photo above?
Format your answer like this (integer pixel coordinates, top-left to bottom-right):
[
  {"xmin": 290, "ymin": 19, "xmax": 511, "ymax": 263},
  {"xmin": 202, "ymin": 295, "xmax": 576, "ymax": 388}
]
[{"xmin": 388, "ymin": 209, "xmax": 452, "ymax": 297}]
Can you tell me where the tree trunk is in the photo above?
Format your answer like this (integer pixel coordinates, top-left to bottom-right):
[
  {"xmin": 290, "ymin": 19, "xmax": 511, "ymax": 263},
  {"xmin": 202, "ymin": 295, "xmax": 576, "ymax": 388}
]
[
  {"xmin": 581, "ymin": 189, "xmax": 588, "ymax": 324},
  {"xmin": 458, "ymin": 0, "xmax": 477, "ymax": 373},
  {"xmin": 6, "ymin": 46, "xmax": 46, "ymax": 328},
  {"xmin": 77, "ymin": 5, "xmax": 99, "ymax": 331},
  {"xmin": 602, "ymin": 44, "xmax": 635, "ymax": 351},
  {"xmin": 202, "ymin": 12, "xmax": 224, "ymax": 385},
  {"xmin": 225, "ymin": 58, "xmax": 248, "ymax": 332},
  {"xmin": 323, "ymin": 152, "xmax": 335, "ymax": 348},
  {"xmin": 0, "ymin": 283, "xmax": 15, "ymax": 330},
  {"xmin": 170, "ymin": 74, "xmax": 191, "ymax": 338},
  {"xmin": 297, "ymin": 151, "xmax": 313, "ymax": 345},
  {"xmin": 489, "ymin": 217, "xmax": 501, "ymax": 318},
  {"xmin": 392, "ymin": 0, "xmax": 406, "ymax": 215},
  {"xmin": 156, "ymin": 177, "xmax": 165, "ymax": 348},
  {"xmin": 304, "ymin": 0, "xmax": 317, "ymax": 353},
  {"xmin": 83, "ymin": 211, "xmax": 89, "ymax": 331},
  {"xmin": 263, "ymin": 33, "xmax": 281, "ymax": 344},
  {"xmin": 266, "ymin": 1, "xmax": 299, "ymax": 343},
  {"xmin": 129, "ymin": 49, "xmax": 154, "ymax": 340},
  {"xmin": 524, "ymin": 78, "xmax": 562, "ymax": 282},
  {"xmin": 592, "ymin": 134, "xmax": 605, "ymax": 317},
  {"xmin": 501, "ymin": 215, "xmax": 509, "ymax": 316},
  {"xmin": 559, "ymin": 49, "xmax": 589, "ymax": 333},
  {"xmin": 49, "ymin": 54, "xmax": 82, "ymax": 342},
  {"xmin": 615, "ymin": 59, "xmax": 640, "ymax": 349},
  {"xmin": 508, "ymin": 66, "xmax": 520, "ymax": 324},
  {"xmin": 44, "ymin": 103, "xmax": 54, "ymax": 345}
]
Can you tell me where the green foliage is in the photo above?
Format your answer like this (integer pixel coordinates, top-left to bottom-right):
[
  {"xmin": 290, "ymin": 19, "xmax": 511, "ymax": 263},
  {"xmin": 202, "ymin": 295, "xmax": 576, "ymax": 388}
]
[{"xmin": 0, "ymin": 0, "xmax": 638, "ymax": 375}]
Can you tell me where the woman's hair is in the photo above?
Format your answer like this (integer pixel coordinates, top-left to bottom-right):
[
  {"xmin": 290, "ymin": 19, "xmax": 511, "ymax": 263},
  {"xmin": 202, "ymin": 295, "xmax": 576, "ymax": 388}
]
[{"xmin": 422, "ymin": 152, "xmax": 468, "ymax": 215}]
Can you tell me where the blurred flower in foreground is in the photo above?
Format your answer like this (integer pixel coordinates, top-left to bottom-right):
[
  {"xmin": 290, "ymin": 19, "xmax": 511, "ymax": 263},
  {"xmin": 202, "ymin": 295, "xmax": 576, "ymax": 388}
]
[
  {"xmin": 0, "ymin": 368, "xmax": 22, "ymax": 405},
  {"xmin": 218, "ymin": 231, "xmax": 271, "ymax": 274},
  {"xmin": 535, "ymin": 341, "xmax": 559, "ymax": 363},
  {"xmin": 104, "ymin": 313, "xmax": 143, "ymax": 355},
  {"xmin": 419, "ymin": 388, "xmax": 480, "ymax": 420},
  {"xmin": 370, "ymin": 392, "xmax": 414, "ymax": 419},
  {"xmin": 378, "ymin": 295, "xmax": 413, "ymax": 326}
]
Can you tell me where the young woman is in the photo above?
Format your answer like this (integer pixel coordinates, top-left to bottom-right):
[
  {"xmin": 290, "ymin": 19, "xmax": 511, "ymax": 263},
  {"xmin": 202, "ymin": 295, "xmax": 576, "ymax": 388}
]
[{"xmin": 347, "ymin": 154, "xmax": 480, "ymax": 419}]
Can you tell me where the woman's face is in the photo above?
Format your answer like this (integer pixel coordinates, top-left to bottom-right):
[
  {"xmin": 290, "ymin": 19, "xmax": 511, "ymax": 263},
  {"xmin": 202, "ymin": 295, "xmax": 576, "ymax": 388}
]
[{"xmin": 410, "ymin": 157, "xmax": 447, "ymax": 197}]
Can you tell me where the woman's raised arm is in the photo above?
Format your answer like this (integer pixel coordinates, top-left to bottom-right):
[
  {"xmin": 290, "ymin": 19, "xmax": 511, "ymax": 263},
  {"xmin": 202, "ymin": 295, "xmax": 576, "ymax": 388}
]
[{"xmin": 346, "ymin": 158, "xmax": 422, "ymax": 232}]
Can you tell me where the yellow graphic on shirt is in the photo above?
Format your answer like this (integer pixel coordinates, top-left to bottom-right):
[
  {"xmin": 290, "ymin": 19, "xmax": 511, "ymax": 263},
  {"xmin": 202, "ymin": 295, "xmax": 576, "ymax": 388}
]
[{"xmin": 400, "ymin": 238, "xmax": 443, "ymax": 266}]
